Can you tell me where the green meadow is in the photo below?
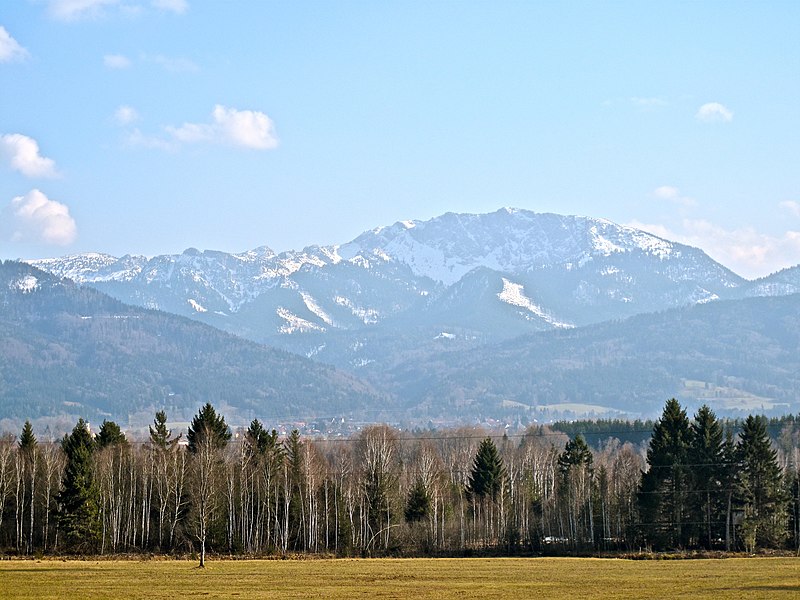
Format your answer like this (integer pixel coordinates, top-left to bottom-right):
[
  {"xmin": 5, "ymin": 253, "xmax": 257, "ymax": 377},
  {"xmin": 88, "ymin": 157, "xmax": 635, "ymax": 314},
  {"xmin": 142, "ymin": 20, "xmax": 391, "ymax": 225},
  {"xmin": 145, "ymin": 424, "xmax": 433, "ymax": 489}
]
[{"xmin": 1, "ymin": 557, "xmax": 798, "ymax": 599}]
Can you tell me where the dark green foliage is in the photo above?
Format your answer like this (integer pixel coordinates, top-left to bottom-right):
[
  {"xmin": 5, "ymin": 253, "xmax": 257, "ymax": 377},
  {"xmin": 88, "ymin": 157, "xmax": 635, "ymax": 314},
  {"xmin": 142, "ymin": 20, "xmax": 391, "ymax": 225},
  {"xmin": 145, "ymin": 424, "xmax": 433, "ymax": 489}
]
[
  {"xmin": 245, "ymin": 419, "xmax": 279, "ymax": 455},
  {"xmin": 149, "ymin": 410, "xmax": 180, "ymax": 450},
  {"xmin": 736, "ymin": 415, "xmax": 787, "ymax": 550},
  {"xmin": 18, "ymin": 420, "xmax": 36, "ymax": 451},
  {"xmin": 551, "ymin": 419, "xmax": 655, "ymax": 448},
  {"xmin": 187, "ymin": 403, "xmax": 231, "ymax": 454},
  {"xmin": 467, "ymin": 437, "xmax": 505, "ymax": 501},
  {"xmin": 57, "ymin": 419, "xmax": 100, "ymax": 552},
  {"xmin": 405, "ymin": 480, "xmax": 430, "ymax": 523},
  {"xmin": 557, "ymin": 435, "xmax": 593, "ymax": 477},
  {"xmin": 94, "ymin": 420, "xmax": 127, "ymax": 449},
  {"xmin": 638, "ymin": 398, "xmax": 691, "ymax": 549},
  {"xmin": 688, "ymin": 405, "xmax": 726, "ymax": 548}
]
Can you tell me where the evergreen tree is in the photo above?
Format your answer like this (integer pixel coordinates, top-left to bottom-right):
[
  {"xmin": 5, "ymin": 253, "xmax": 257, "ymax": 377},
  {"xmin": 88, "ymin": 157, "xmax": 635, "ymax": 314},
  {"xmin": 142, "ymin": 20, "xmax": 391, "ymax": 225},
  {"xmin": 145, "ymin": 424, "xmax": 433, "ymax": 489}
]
[
  {"xmin": 557, "ymin": 434, "xmax": 593, "ymax": 476},
  {"xmin": 638, "ymin": 398, "xmax": 691, "ymax": 549},
  {"xmin": 18, "ymin": 420, "xmax": 37, "ymax": 553},
  {"xmin": 467, "ymin": 437, "xmax": 505, "ymax": 501},
  {"xmin": 187, "ymin": 403, "xmax": 231, "ymax": 454},
  {"xmin": 94, "ymin": 420, "xmax": 127, "ymax": 449},
  {"xmin": 57, "ymin": 419, "xmax": 100, "ymax": 552},
  {"xmin": 149, "ymin": 410, "xmax": 180, "ymax": 450},
  {"xmin": 688, "ymin": 405, "xmax": 725, "ymax": 548},
  {"xmin": 736, "ymin": 415, "xmax": 787, "ymax": 551},
  {"xmin": 557, "ymin": 435, "xmax": 595, "ymax": 548},
  {"xmin": 405, "ymin": 479, "xmax": 430, "ymax": 523}
]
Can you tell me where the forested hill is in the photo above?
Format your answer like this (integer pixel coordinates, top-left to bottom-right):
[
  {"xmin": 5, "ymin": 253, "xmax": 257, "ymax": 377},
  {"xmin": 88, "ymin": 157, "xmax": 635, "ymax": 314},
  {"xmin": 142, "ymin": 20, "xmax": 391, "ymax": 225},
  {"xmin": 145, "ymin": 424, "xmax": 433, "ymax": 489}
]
[
  {"xmin": 0, "ymin": 261, "xmax": 385, "ymax": 426},
  {"xmin": 386, "ymin": 293, "xmax": 800, "ymax": 420}
]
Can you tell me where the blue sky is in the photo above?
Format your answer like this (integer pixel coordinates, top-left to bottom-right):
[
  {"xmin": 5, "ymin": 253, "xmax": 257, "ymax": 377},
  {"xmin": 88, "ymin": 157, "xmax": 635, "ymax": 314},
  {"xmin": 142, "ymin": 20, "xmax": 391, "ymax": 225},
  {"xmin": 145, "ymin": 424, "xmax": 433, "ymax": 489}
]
[{"xmin": 1, "ymin": 1, "xmax": 798, "ymax": 278}]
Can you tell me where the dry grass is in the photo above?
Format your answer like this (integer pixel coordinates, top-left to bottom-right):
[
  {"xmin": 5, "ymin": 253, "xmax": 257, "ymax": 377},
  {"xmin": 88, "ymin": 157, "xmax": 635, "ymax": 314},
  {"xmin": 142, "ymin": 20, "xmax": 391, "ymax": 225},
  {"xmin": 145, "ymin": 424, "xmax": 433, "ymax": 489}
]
[{"xmin": 1, "ymin": 556, "xmax": 799, "ymax": 599}]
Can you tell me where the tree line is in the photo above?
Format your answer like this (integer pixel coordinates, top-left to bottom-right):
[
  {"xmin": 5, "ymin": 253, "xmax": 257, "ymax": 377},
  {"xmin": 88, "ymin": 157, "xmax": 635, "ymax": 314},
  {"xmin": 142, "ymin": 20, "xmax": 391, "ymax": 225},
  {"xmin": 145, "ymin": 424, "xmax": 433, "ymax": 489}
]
[{"xmin": 1, "ymin": 400, "xmax": 798, "ymax": 562}]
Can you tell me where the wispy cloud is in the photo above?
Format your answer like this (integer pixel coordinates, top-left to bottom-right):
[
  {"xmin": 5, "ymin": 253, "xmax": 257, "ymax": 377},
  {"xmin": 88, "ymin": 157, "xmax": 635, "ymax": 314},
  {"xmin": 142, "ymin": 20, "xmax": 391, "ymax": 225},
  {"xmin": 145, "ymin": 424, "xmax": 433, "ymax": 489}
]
[
  {"xmin": 48, "ymin": 0, "xmax": 120, "ymax": 21},
  {"xmin": 628, "ymin": 217, "xmax": 800, "ymax": 278},
  {"xmin": 114, "ymin": 105, "xmax": 139, "ymax": 125},
  {"xmin": 0, "ymin": 133, "xmax": 60, "ymax": 178},
  {"xmin": 104, "ymin": 53, "xmax": 131, "ymax": 69},
  {"xmin": 696, "ymin": 102, "xmax": 734, "ymax": 123},
  {"xmin": 151, "ymin": 0, "xmax": 188, "ymax": 15},
  {"xmin": 126, "ymin": 128, "xmax": 176, "ymax": 151},
  {"xmin": 3, "ymin": 189, "xmax": 77, "ymax": 246},
  {"xmin": 653, "ymin": 185, "xmax": 695, "ymax": 208},
  {"xmin": 48, "ymin": 0, "xmax": 188, "ymax": 20},
  {"xmin": 166, "ymin": 105, "xmax": 279, "ymax": 150},
  {"xmin": 0, "ymin": 25, "xmax": 29, "ymax": 62}
]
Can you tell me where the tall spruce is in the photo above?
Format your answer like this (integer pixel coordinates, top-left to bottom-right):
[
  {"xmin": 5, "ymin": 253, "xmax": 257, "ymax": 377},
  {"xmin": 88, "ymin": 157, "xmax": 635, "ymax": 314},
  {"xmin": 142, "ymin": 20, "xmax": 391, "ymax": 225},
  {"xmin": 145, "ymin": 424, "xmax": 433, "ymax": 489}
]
[
  {"xmin": 57, "ymin": 419, "xmax": 100, "ymax": 552},
  {"xmin": 736, "ymin": 415, "xmax": 787, "ymax": 551},
  {"xmin": 467, "ymin": 437, "xmax": 505, "ymax": 501},
  {"xmin": 638, "ymin": 398, "xmax": 691, "ymax": 549},
  {"xmin": 557, "ymin": 435, "xmax": 595, "ymax": 548},
  {"xmin": 187, "ymin": 402, "xmax": 231, "ymax": 454},
  {"xmin": 94, "ymin": 420, "xmax": 127, "ymax": 449},
  {"xmin": 18, "ymin": 421, "xmax": 37, "ymax": 554},
  {"xmin": 688, "ymin": 405, "xmax": 725, "ymax": 549}
]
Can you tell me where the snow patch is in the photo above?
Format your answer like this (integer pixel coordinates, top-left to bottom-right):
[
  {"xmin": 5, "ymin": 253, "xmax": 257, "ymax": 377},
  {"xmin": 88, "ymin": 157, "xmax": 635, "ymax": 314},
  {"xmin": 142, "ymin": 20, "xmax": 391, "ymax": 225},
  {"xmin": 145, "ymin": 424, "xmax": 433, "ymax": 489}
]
[
  {"xmin": 497, "ymin": 278, "xmax": 573, "ymax": 328},
  {"xmin": 435, "ymin": 332, "xmax": 456, "ymax": 340},
  {"xmin": 334, "ymin": 296, "xmax": 380, "ymax": 325},
  {"xmin": 188, "ymin": 299, "xmax": 208, "ymax": 313},
  {"xmin": 276, "ymin": 307, "xmax": 326, "ymax": 334},
  {"xmin": 301, "ymin": 292, "xmax": 336, "ymax": 327},
  {"xmin": 12, "ymin": 275, "xmax": 39, "ymax": 293}
]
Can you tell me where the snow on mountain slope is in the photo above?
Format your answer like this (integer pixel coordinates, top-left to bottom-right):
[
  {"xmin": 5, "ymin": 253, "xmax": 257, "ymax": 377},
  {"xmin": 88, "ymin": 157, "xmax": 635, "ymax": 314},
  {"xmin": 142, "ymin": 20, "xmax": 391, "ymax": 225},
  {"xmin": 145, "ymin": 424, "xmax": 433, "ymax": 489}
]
[
  {"xmin": 24, "ymin": 207, "xmax": 767, "ymax": 356},
  {"xmin": 745, "ymin": 265, "xmax": 800, "ymax": 297},
  {"xmin": 497, "ymin": 278, "xmax": 573, "ymax": 328},
  {"xmin": 338, "ymin": 208, "xmax": 686, "ymax": 285}
]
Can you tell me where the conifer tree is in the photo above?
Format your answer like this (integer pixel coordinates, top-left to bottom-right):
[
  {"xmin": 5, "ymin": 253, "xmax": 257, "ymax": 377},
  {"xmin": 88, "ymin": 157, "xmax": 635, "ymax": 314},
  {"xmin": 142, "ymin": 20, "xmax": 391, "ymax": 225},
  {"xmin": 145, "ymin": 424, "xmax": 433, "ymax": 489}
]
[
  {"xmin": 405, "ymin": 479, "xmax": 430, "ymax": 523},
  {"xmin": 467, "ymin": 437, "xmax": 505, "ymax": 501},
  {"xmin": 94, "ymin": 420, "xmax": 127, "ymax": 449},
  {"xmin": 557, "ymin": 435, "xmax": 594, "ymax": 548},
  {"xmin": 18, "ymin": 421, "xmax": 37, "ymax": 553},
  {"xmin": 57, "ymin": 419, "xmax": 100, "ymax": 552},
  {"xmin": 736, "ymin": 415, "xmax": 787, "ymax": 551},
  {"xmin": 688, "ymin": 405, "xmax": 725, "ymax": 548},
  {"xmin": 187, "ymin": 403, "xmax": 231, "ymax": 454},
  {"xmin": 149, "ymin": 410, "xmax": 180, "ymax": 451},
  {"xmin": 638, "ymin": 398, "xmax": 691, "ymax": 549},
  {"xmin": 187, "ymin": 404, "xmax": 230, "ymax": 566}
]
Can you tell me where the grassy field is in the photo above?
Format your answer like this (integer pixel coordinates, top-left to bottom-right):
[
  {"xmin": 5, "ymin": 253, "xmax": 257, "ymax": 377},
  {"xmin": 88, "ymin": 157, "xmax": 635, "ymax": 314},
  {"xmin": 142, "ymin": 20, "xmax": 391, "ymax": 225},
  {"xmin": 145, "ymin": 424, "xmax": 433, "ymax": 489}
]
[{"xmin": 1, "ymin": 557, "xmax": 798, "ymax": 599}]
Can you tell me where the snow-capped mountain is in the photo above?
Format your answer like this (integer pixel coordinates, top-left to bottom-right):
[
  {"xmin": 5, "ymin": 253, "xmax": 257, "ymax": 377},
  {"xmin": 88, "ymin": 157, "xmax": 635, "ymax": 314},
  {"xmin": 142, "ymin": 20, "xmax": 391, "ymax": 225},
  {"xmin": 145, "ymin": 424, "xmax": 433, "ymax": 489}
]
[{"xmin": 27, "ymin": 208, "xmax": 793, "ymax": 371}]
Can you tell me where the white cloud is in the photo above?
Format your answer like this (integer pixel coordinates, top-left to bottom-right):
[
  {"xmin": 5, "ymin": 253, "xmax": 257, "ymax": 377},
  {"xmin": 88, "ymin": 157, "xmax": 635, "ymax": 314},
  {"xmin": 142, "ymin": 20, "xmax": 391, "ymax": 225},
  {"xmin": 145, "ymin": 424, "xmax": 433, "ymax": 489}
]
[
  {"xmin": 48, "ymin": 0, "xmax": 120, "ymax": 21},
  {"xmin": 104, "ymin": 53, "xmax": 131, "ymax": 69},
  {"xmin": 696, "ymin": 102, "xmax": 734, "ymax": 123},
  {"xmin": 48, "ymin": 0, "xmax": 187, "ymax": 21},
  {"xmin": 126, "ymin": 128, "xmax": 176, "ymax": 151},
  {"xmin": 114, "ymin": 105, "xmax": 139, "ymax": 125},
  {"xmin": 0, "ymin": 25, "xmax": 29, "ymax": 62},
  {"xmin": 166, "ymin": 105, "xmax": 279, "ymax": 150},
  {"xmin": 0, "ymin": 133, "xmax": 60, "ymax": 178},
  {"xmin": 653, "ymin": 185, "xmax": 695, "ymax": 207},
  {"xmin": 628, "ymin": 218, "xmax": 800, "ymax": 279},
  {"xmin": 779, "ymin": 200, "xmax": 800, "ymax": 218},
  {"xmin": 151, "ymin": 0, "xmax": 188, "ymax": 14},
  {"xmin": 4, "ymin": 189, "xmax": 77, "ymax": 246}
]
